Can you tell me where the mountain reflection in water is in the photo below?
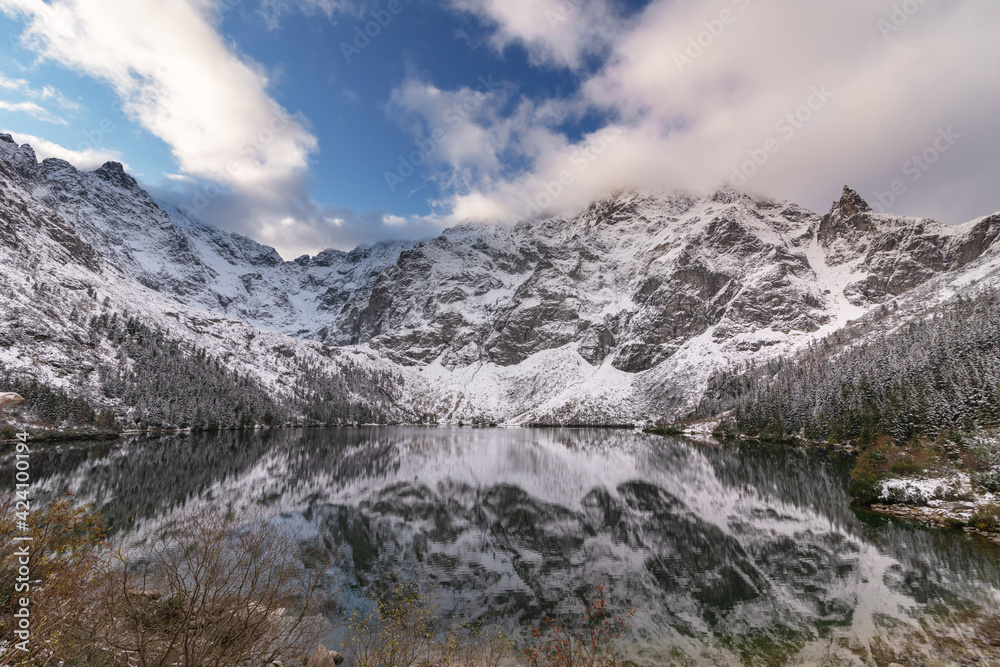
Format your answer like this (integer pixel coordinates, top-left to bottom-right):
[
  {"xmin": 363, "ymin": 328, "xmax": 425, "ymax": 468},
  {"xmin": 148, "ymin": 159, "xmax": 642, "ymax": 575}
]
[{"xmin": 14, "ymin": 427, "xmax": 1000, "ymax": 664}]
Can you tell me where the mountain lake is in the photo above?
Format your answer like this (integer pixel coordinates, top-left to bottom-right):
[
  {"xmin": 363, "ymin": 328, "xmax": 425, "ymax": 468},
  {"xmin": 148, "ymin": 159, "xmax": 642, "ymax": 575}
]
[{"xmin": 10, "ymin": 427, "xmax": 1000, "ymax": 665}]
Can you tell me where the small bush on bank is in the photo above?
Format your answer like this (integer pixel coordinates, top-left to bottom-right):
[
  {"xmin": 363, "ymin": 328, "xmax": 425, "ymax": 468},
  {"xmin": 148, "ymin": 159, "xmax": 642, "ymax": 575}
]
[
  {"xmin": 966, "ymin": 432, "xmax": 1000, "ymax": 492},
  {"xmin": 524, "ymin": 583, "xmax": 636, "ymax": 667},
  {"xmin": 889, "ymin": 454, "xmax": 924, "ymax": 476},
  {"xmin": 75, "ymin": 510, "xmax": 329, "ymax": 666},
  {"xmin": 848, "ymin": 446, "xmax": 890, "ymax": 504},
  {"xmin": 1, "ymin": 503, "xmax": 328, "ymax": 666},
  {"xmin": 847, "ymin": 438, "xmax": 957, "ymax": 504},
  {"xmin": 0, "ymin": 494, "xmax": 105, "ymax": 666},
  {"xmin": 972, "ymin": 470, "xmax": 1000, "ymax": 493},
  {"xmin": 970, "ymin": 504, "xmax": 1000, "ymax": 532},
  {"xmin": 344, "ymin": 582, "xmax": 511, "ymax": 667}
]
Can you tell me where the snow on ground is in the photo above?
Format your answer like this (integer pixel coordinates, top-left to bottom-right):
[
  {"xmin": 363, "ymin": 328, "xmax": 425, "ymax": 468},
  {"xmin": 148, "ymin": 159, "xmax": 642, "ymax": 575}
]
[
  {"xmin": 804, "ymin": 234, "xmax": 868, "ymax": 329},
  {"xmin": 6, "ymin": 133, "xmax": 1000, "ymax": 425}
]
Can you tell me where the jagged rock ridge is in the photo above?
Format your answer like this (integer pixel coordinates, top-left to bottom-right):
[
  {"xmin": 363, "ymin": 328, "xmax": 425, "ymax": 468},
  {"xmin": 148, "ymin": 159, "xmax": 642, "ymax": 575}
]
[{"xmin": 3, "ymin": 134, "xmax": 1000, "ymax": 424}]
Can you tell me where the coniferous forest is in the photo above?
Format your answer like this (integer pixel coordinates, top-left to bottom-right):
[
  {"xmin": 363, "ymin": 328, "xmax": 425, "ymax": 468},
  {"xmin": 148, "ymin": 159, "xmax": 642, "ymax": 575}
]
[
  {"xmin": 697, "ymin": 291, "xmax": 1000, "ymax": 445},
  {"xmin": 1, "ymin": 312, "xmax": 409, "ymax": 434}
]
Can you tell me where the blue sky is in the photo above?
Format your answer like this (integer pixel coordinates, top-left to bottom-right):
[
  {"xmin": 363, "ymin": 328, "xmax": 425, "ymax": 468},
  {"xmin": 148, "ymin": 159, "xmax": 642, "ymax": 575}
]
[
  {"xmin": 1, "ymin": 0, "xmax": 999, "ymax": 258},
  {"xmin": 0, "ymin": 2, "xmax": 585, "ymax": 214}
]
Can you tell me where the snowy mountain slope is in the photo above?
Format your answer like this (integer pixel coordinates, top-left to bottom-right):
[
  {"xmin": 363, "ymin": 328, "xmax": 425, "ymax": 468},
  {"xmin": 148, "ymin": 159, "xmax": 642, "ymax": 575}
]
[
  {"xmin": 358, "ymin": 191, "xmax": 824, "ymax": 372},
  {"xmin": 816, "ymin": 186, "xmax": 1000, "ymax": 305},
  {"xmin": 3, "ymin": 132, "xmax": 1000, "ymax": 426},
  {"xmin": 12, "ymin": 143, "xmax": 415, "ymax": 342},
  {"xmin": 365, "ymin": 187, "xmax": 1000, "ymax": 424},
  {"xmin": 0, "ymin": 134, "xmax": 417, "ymax": 427}
]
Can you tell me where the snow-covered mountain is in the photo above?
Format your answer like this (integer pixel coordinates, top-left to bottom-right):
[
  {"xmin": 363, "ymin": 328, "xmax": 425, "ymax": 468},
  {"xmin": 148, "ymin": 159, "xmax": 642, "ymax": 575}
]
[
  {"xmin": 3, "ymin": 132, "xmax": 1000, "ymax": 426},
  {"xmin": 17, "ymin": 146, "xmax": 415, "ymax": 341},
  {"xmin": 0, "ymin": 134, "xmax": 415, "ymax": 428}
]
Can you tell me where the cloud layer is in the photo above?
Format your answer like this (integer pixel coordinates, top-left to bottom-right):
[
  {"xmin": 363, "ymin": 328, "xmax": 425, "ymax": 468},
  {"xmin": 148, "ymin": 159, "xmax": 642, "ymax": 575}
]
[
  {"xmin": 3, "ymin": 129, "xmax": 127, "ymax": 169},
  {"xmin": 4, "ymin": 0, "xmax": 317, "ymax": 189},
  {"xmin": 399, "ymin": 0, "xmax": 1000, "ymax": 226},
  {"xmin": 0, "ymin": 0, "xmax": 329, "ymax": 256},
  {"xmin": 448, "ymin": 0, "xmax": 624, "ymax": 69},
  {"xmin": 4, "ymin": 0, "xmax": 999, "ymax": 260}
]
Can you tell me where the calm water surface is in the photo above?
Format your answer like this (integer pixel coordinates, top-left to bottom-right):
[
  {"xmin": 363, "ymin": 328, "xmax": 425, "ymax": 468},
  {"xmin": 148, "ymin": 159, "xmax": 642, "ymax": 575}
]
[{"xmin": 11, "ymin": 427, "xmax": 1000, "ymax": 664}]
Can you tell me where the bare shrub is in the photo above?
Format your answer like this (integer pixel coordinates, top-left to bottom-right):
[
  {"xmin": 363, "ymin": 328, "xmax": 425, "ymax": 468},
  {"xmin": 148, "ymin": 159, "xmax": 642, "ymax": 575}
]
[
  {"xmin": 524, "ymin": 583, "xmax": 636, "ymax": 667},
  {"xmin": 0, "ymin": 494, "xmax": 105, "ymax": 666},
  {"xmin": 70, "ymin": 509, "xmax": 329, "ymax": 666},
  {"xmin": 344, "ymin": 582, "xmax": 512, "ymax": 667}
]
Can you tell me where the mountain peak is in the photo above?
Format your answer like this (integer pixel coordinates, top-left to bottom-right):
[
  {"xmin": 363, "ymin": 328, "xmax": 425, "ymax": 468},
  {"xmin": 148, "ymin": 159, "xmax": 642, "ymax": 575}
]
[
  {"xmin": 0, "ymin": 137, "xmax": 39, "ymax": 182},
  {"xmin": 94, "ymin": 161, "xmax": 139, "ymax": 190},
  {"xmin": 710, "ymin": 184, "xmax": 753, "ymax": 205},
  {"xmin": 833, "ymin": 186, "xmax": 872, "ymax": 217},
  {"xmin": 817, "ymin": 185, "xmax": 876, "ymax": 247}
]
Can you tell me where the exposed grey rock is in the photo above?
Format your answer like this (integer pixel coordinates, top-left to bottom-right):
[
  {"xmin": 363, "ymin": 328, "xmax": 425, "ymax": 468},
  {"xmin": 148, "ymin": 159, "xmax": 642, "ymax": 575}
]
[
  {"xmin": 94, "ymin": 161, "xmax": 140, "ymax": 191},
  {"xmin": 818, "ymin": 186, "xmax": 1000, "ymax": 305},
  {"xmin": 3, "ymin": 133, "xmax": 1000, "ymax": 424}
]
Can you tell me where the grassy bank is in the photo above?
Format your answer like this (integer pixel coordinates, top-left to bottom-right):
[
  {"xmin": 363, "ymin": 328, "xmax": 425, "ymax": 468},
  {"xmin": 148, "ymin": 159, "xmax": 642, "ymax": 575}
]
[{"xmin": 845, "ymin": 428, "xmax": 1000, "ymax": 536}]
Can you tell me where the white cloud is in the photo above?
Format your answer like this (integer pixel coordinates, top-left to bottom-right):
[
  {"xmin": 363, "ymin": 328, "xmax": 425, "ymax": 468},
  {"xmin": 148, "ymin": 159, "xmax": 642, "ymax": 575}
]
[
  {"xmin": 387, "ymin": 78, "xmax": 513, "ymax": 176},
  {"xmin": 0, "ymin": 72, "xmax": 80, "ymax": 110},
  {"xmin": 448, "ymin": 0, "xmax": 622, "ymax": 69},
  {"xmin": 427, "ymin": 0, "xmax": 1000, "ymax": 226},
  {"xmin": 0, "ymin": 0, "xmax": 318, "ymax": 196},
  {"xmin": 0, "ymin": 99, "xmax": 67, "ymax": 125},
  {"xmin": 3, "ymin": 129, "xmax": 127, "ymax": 170},
  {"xmin": 257, "ymin": 0, "xmax": 359, "ymax": 30},
  {"xmin": 0, "ymin": 0, "xmax": 333, "ymax": 259}
]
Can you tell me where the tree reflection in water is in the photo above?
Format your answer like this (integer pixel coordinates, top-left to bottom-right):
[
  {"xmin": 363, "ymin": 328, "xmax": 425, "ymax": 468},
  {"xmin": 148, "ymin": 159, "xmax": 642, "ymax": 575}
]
[{"xmin": 14, "ymin": 427, "xmax": 1000, "ymax": 665}]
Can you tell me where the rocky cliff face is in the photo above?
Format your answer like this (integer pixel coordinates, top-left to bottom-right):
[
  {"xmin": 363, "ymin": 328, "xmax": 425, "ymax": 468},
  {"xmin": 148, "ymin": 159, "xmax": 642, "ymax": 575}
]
[
  {"xmin": 3, "ymin": 134, "xmax": 1000, "ymax": 424},
  {"xmin": 355, "ymin": 190, "xmax": 830, "ymax": 373},
  {"xmin": 11, "ymin": 144, "xmax": 414, "ymax": 340},
  {"xmin": 352, "ymin": 186, "xmax": 1000, "ymax": 382},
  {"xmin": 818, "ymin": 186, "xmax": 1000, "ymax": 305}
]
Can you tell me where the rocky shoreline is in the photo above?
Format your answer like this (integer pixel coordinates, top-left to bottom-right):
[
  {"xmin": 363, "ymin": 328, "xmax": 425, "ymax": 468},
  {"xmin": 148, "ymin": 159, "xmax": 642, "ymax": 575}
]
[{"xmin": 869, "ymin": 501, "xmax": 1000, "ymax": 545}]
